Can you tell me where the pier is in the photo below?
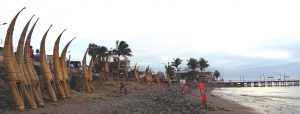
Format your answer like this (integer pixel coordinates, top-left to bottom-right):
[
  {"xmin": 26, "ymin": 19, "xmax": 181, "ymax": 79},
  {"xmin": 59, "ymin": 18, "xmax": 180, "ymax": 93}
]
[{"xmin": 217, "ymin": 80, "xmax": 300, "ymax": 87}]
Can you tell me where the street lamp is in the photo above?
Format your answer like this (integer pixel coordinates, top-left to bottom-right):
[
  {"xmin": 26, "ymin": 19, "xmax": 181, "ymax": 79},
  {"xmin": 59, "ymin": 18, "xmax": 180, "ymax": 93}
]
[{"xmin": 240, "ymin": 74, "xmax": 245, "ymax": 82}]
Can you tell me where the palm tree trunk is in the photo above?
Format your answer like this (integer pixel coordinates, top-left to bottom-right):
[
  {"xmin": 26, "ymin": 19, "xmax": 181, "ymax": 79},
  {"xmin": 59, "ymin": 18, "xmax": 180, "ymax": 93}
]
[
  {"xmin": 116, "ymin": 56, "xmax": 120, "ymax": 81},
  {"xmin": 193, "ymin": 70, "xmax": 197, "ymax": 82},
  {"xmin": 105, "ymin": 55, "xmax": 110, "ymax": 81},
  {"xmin": 176, "ymin": 67, "xmax": 180, "ymax": 80},
  {"xmin": 125, "ymin": 68, "xmax": 129, "ymax": 81}
]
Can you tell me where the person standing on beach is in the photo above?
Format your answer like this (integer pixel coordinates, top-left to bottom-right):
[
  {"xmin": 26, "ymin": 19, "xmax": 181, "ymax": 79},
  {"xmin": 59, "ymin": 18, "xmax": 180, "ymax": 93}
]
[
  {"xmin": 182, "ymin": 83, "xmax": 189, "ymax": 95},
  {"xmin": 198, "ymin": 82, "xmax": 207, "ymax": 106},
  {"xmin": 34, "ymin": 49, "xmax": 41, "ymax": 61}
]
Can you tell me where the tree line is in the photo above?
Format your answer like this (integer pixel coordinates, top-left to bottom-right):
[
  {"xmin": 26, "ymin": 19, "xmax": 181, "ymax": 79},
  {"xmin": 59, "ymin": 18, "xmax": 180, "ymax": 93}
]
[
  {"xmin": 165, "ymin": 57, "xmax": 221, "ymax": 81},
  {"xmin": 87, "ymin": 40, "xmax": 132, "ymax": 81}
]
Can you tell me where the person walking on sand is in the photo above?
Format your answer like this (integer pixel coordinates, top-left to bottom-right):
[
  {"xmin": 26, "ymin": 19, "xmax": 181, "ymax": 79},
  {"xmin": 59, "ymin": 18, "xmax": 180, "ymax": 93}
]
[
  {"xmin": 198, "ymin": 82, "xmax": 207, "ymax": 106},
  {"xmin": 182, "ymin": 83, "xmax": 189, "ymax": 95}
]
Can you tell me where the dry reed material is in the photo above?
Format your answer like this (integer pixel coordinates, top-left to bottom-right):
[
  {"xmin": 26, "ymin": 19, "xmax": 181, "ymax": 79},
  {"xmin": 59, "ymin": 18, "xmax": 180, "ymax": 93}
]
[
  {"xmin": 88, "ymin": 58, "xmax": 94, "ymax": 91},
  {"xmin": 40, "ymin": 25, "xmax": 57, "ymax": 102},
  {"xmin": 16, "ymin": 15, "xmax": 37, "ymax": 109},
  {"xmin": 53, "ymin": 29, "xmax": 67, "ymax": 99},
  {"xmin": 82, "ymin": 49, "xmax": 91, "ymax": 93},
  {"xmin": 3, "ymin": 8, "xmax": 26, "ymax": 111},
  {"xmin": 24, "ymin": 18, "xmax": 44, "ymax": 107},
  {"xmin": 59, "ymin": 38, "xmax": 76, "ymax": 98}
]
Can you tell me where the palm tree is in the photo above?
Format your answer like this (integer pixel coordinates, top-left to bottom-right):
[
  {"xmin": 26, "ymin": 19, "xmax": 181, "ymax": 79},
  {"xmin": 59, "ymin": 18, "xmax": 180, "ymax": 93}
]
[
  {"xmin": 187, "ymin": 58, "xmax": 198, "ymax": 81},
  {"xmin": 113, "ymin": 40, "xmax": 132, "ymax": 81},
  {"xmin": 198, "ymin": 58, "xmax": 209, "ymax": 72},
  {"xmin": 88, "ymin": 43, "xmax": 100, "ymax": 72},
  {"xmin": 213, "ymin": 70, "xmax": 220, "ymax": 81},
  {"xmin": 165, "ymin": 62, "xmax": 175, "ymax": 86},
  {"xmin": 171, "ymin": 58, "xmax": 182, "ymax": 79},
  {"xmin": 104, "ymin": 50, "xmax": 113, "ymax": 81},
  {"xmin": 96, "ymin": 46, "xmax": 108, "ymax": 72},
  {"xmin": 99, "ymin": 46, "xmax": 108, "ymax": 60},
  {"xmin": 98, "ymin": 46, "xmax": 109, "ymax": 80},
  {"xmin": 88, "ymin": 43, "xmax": 99, "ymax": 62}
]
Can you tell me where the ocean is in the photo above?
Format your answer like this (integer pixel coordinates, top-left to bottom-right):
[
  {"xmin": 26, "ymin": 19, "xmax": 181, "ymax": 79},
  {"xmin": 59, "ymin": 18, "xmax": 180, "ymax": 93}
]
[{"xmin": 212, "ymin": 86, "xmax": 300, "ymax": 114}]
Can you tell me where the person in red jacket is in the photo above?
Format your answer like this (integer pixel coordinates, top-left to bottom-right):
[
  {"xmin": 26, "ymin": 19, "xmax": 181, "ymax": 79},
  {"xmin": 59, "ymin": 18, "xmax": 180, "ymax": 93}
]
[{"xmin": 29, "ymin": 46, "xmax": 34, "ymax": 58}]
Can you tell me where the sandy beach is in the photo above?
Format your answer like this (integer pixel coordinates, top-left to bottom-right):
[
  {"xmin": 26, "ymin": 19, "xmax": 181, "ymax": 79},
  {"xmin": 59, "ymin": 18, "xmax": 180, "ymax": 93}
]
[
  {"xmin": 0, "ymin": 81, "xmax": 262, "ymax": 114},
  {"xmin": 205, "ymin": 88, "xmax": 260, "ymax": 114}
]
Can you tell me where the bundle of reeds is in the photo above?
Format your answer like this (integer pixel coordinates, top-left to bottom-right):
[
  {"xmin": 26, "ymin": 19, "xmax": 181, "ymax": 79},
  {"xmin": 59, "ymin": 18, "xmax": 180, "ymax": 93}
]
[
  {"xmin": 16, "ymin": 15, "xmax": 37, "ymax": 109},
  {"xmin": 156, "ymin": 74, "xmax": 161, "ymax": 85},
  {"xmin": 59, "ymin": 37, "xmax": 76, "ymax": 98},
  {"xmin": 135, "ymin": 65, "xmax": 141, "ymax": 82},
  {"xmin": 3, "ymin": 8, "xmax": 26, "ymax": 111},
  {"xmin": 40, "ymin": 25, "xmax": 57, "ymax": 102},
  {"xmin": 53, "ymin": 30, "xmax": 67, "ymax": 99},
  {"xmin": 24, "ymin": 18, "xmax": 45, "ymax": 107},
  {"xmin": 82, "ymin": 49, "xmax": 92, "ymax": 93},
  {"xmin": 143, "ymin": 67, "xmax": 152, "ymax": 82},
  {"xmin": 133, "ymin": 64, "xmax": 139, "ymax": 82},
  {"xmin": 88, "ymin": 58, "xmax": 94, "ymax": 91}
]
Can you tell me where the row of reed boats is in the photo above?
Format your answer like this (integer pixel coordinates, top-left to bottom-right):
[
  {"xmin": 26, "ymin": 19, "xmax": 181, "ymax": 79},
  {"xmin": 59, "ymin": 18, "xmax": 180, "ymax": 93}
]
[{"xmin": 1, "ymin": 8, "xmax": 95, "ymax": 111}]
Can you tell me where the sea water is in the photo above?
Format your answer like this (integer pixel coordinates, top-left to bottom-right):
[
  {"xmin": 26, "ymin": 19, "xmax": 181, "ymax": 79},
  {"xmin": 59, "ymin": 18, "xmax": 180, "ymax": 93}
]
[{"xmin": 212, "ymin": 86, "xmax": 300, "ymax": 114}]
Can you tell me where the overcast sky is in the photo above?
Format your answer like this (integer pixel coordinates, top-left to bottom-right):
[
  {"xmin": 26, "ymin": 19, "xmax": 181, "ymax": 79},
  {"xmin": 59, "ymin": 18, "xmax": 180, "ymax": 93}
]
[{"xmin": 1, "ymin": 0, "xmax": 300, "ymax": 81}]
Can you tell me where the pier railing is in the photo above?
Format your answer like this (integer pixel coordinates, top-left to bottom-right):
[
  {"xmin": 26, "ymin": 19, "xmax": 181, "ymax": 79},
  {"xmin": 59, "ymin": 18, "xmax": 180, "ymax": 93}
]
[{"xmin": 217, "ymin": 80, "xmax": 300, "ymax": 87}]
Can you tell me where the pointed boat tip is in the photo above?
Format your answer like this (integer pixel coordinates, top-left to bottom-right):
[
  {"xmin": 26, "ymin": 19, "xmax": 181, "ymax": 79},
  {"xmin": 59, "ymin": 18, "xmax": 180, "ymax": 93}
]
[
  {"xmin": 15, "ymin": 7, "xmax": 26, "ymax": 15},
  {"xmin": 48, "ymin": 24, "xmax": 53, "ymax": 30},
  {"xmin": 59, "ymin": 29, "xmax": 67, "ymax": 34},
  {"xmin": 36, "ymin": 18, "xmax": 40, "ymax": 21},
  {"xmin": 22, "ymin": 7, "xmax": 26, "ymax": 11},
  {"xmin": 30, "ymin": 15, "xmax": 35, "ymax": 19},
  {"xmin": 16, "ymin": 7, "xmax": 26, "ymax": 14}
]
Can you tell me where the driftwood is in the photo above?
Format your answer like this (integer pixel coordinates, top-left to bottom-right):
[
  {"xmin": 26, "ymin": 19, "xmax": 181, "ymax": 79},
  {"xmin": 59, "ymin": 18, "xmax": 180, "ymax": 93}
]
[
  {"xmin": 3, "ymin": 8, "xmax": 26, "ymax": 111},
  {"xmin": 59, "ymin": 37, "xmax": 76, "ymax": 98},
  {"xmin": 40, "ymin": 25, "xmax": 57, "ymax": 102}
]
